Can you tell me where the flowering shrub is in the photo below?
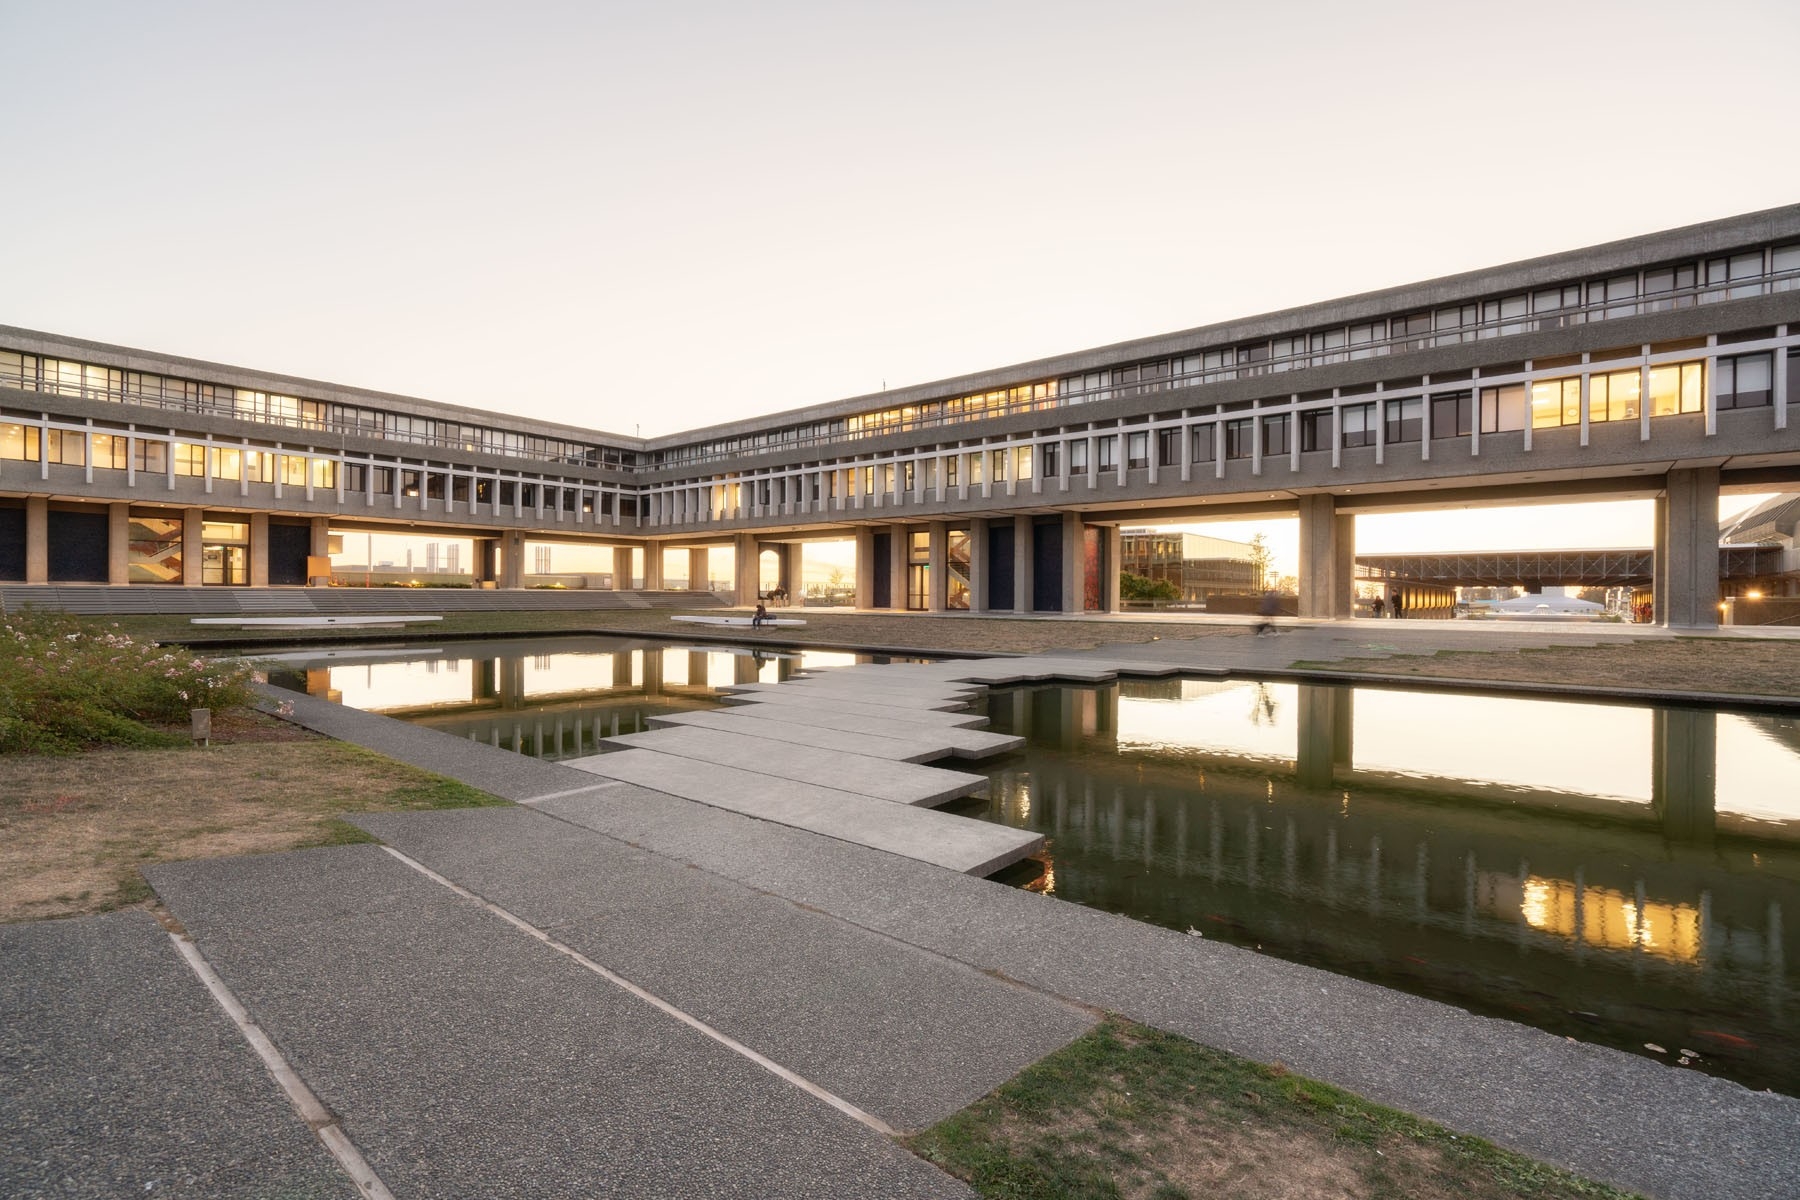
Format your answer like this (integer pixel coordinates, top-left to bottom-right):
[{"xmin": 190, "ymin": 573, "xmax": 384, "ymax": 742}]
[{"xmin": 0, "ymin": 610, "xmax": 259, "ymax": 753}]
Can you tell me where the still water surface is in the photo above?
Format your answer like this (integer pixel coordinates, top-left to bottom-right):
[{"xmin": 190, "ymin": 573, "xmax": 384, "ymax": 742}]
[
  {"xmin": 955, "ymin": 679, "xmax": 1800, "ymax": 1094},
  {"xmin": 265, "ymin": 635, "xmax": 888, "ymax": 761}
]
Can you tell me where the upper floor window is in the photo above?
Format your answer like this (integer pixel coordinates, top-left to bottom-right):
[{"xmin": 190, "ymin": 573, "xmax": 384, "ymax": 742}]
[
  {"xmin": 1299, "ymin": 410, "xmax": 1331, "ymax": 452},
  {"xmin": 1340, "ymin": 403, "xmax": 1376, "ymax": 448},
  {"xmin": 1157, "ymin": 428, "xmax": 1181, "ymax": 468},
  {"xmin": 1261, "ymin": 414, "xmax": 1290, "ymax": 456},
  {"xmin": 1126, "ymin": 431, "xmax": 1149, "ymax": 470},
  {"xmin": 1097, "ymin": 435, "xmax": 1118, "ymax": 472},
  {"xmin": 1383, "ymin": 399, "xmax": 1421, "ymax": 444},
  {"xmin": 1716, "ymin": 353, "xmax": 1772, "ymax": 410},
  {"xmin": 1224, "ymin": 419, "xmax": 1254, "ymax": 460},
  {"xmin": 1431, "ymin": 391, "xmax": 1473, "ymax": 439},
  {"xmin": 1191, "ymin": 424, "xmax": 1215, "ymax": 463}
]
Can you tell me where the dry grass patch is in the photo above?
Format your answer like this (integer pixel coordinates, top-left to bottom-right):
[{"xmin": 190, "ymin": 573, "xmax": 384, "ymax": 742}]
[
  {"xmin": 1308, "ymin": 637, "xmax": 1800, "ymax": 698},
  {"xmin": 0, "ymin": 710, "xmax": 505, "ymax": 922},
  {"xmin": 908, "ymin": 1018, "xmax": 1643, "ymax": 1200}
]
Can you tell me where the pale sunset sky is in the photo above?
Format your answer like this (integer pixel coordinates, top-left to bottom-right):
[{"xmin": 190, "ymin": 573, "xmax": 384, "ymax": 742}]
[{"xmin": 4, "ymin": 1, "xmax": 1797, "ymax": 572}]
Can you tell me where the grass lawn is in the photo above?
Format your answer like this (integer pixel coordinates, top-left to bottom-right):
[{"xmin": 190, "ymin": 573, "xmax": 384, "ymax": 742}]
[
  {"xmin": 909, "ymin": 1017, "xmax": 1644, "ymax": 1200},
  {"xmin": 0, "ymin": 708, "xmax": 506, "ymax": 922}
]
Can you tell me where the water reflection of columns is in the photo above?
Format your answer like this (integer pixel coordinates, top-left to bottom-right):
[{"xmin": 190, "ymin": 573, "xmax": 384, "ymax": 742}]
[
  {"xmin": 1652, "ymin": 708, "xmax": 1717, "ymax": 845},
  {"xmin": 1295, "ymin": 685, "xmax": 1352, "ymax": 790},
  {"xmin": 499, "ymin": 656, "xmax": 526, "ymax": 710}
]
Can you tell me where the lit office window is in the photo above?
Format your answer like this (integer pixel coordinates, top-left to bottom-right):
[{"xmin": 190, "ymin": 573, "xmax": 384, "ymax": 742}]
[
  {"xmin": 1648, "ymin": 361, "xmax": 1705, "ymax": 416},
  {"xmin": 1529, "ymin": 378, "xmax": 1581, "ymax": 428},
  {"xmin": 1, "ymin": 423, "xmax": 41, "ymax": 461},
  {"xmin": 1588, "ymin": 371, "xmax": 1641, "ymax": 423}
]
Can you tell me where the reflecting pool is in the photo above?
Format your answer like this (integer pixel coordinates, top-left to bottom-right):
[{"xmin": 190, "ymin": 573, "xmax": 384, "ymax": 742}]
[
  {"xmin": 954, "ymin": 679, "xmax": 1800, "ymax": 1094},
  {"xmin": 265, "ymin": 636, "xmax": 897, "ymax": 762}
]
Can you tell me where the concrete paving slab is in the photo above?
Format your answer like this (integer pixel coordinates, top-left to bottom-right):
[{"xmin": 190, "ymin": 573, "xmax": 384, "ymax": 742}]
[
  {"xmin": 647, "ymin": 708, "xmax": 965, "ymax": 762},
  {"xmin": 350, "ymin": 806, "xmax": 1095, "ymax": 1131},
  {"xmin": 147, "ymin": 847, "xmax": 973, "ymax": 1200},
  {"xmin": 598, "ymin": 725, "xmax": 988, "ymax": 806},
  {"xmin": 562, "ymin": 748, "xmax": 1041, "ymax": 875},
  {"xmin": 0, "ymin": 910, "xmax": 352, "ymax": 1200},
  {"xmin": 712, "ymin": 699, "xmax": 1020, "ymax": 755},
  {"xmin": 726, "ymin": 678, "xmax": 984, "ymax": 702},
  {"xmin": 538, "ymin": 781, "xmax": 1799, "ymax": 1200},
  {"xmin": 722, "ymin": 691, "xmax": 991, "ymax": 727}
]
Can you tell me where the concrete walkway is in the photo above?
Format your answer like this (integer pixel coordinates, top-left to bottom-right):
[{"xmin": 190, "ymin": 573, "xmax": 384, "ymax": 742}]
[{"xmin": 9, "ymin": 638, "xmax": 1799, "ymax": 1199}]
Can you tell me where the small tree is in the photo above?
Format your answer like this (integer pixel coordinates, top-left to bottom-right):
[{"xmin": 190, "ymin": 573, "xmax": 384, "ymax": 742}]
[
  {"xmin": 1247, "ymin": 533, "xmax": 1275, "ymax": 591},
  {"xmin": 1120, "ymin": 572, "xmax": 1180, "ymax": 602}
]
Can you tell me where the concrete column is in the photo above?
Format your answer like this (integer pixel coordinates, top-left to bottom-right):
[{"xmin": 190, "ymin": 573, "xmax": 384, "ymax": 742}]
[
  {"xmin": 1661, "ymin": 467, "xmax": 1720, "ymax": 629},
  {"xmin": 183, "ymin": 508, "xmax": 206, "ymax": 586},
  {"xmin": 968, "ymin": 520, "xmax": 989, "ymax": 613},
  {"xmin": 248, "ymin": 511, "xmax": 268, "ymax": 587},
  {"xmin": 108, "ymin": 503, "xmax": 130, "ymax": 586},
  {"xmin": 306, "ymin": 516, "xmax": 330, "ymax": 587},
  {"xmin": 1103, "ymin": 525, "xmax": 1122, "ymax": 614},
  {"xmin": 855, "ymin": 527, "xmax": 875, "ymax": 609},
  {"xmin": 644, "ymin": 544, "xmax": 665, "ymax": 590},
  {"xmin": 24, "ymin": 497, "xmax": 47, "ymax": 583},
  {"xmin": 888, "ymin": 524, "xmax": 908, "ymax": 609},
  {"xmin": 499, "ymin": 533, "xmax": 525, "ymax": 589},
  {"xmin": 688, "ymin": 547, "xmax": 710, "ymax": 593},
  {"xmin": 612, "ymin": 546, "xmax": 633, "ymax": 590},
  {"xmin": 790, "ymin": 542, "xmax": 804, "ymax": 607},
  {"xmin": 475, "ymin": 538, "xmax": 498, "ymax": 586},
  {"xmin": 1061, "ymin": 512, "xmax": 1082, "ymax": 613},
  {"xmin": 1297, "ymin": 495, "xmax": 1354, "ymax": 619},
  {"xmin": 927, "ymin": 522, "xmax": 947, "ymax": 612},
  {"xmin": 1012, "ymin": 515, "xmax": 1032, "ymax": 613},
  {"xmin": 734, "ymin": 532, "xmax": 759, "ymax": 606}
]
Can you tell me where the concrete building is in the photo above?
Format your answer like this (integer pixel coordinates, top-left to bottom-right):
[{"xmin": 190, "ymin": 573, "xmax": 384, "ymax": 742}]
[{"xmin": 5, "ymin": 205, "xmax": 1800, "ymax": 627}]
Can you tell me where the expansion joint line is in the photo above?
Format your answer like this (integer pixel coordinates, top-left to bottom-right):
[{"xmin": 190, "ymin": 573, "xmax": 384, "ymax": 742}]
[
  {"xmin": 378, "ymin": 844, "xmax": 900, "ymax": 1138},
  {"xmin": 167, "ymin": 934, "xmax": 397, "ymax": 1200}
]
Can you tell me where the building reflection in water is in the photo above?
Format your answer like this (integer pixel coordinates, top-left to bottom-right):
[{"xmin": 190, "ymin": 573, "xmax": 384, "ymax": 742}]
[
  {"xmin": 266, "ymin": 637, "xmax": 871, "ymax": 763},
  {"xmin": 967, "ymin": 679, "xmax": 1799, "ymax": 1094}
]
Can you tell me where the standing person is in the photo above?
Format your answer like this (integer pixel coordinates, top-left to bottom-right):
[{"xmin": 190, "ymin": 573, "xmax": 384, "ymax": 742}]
[
  {"xmin": 1255, "ymin": 590, "xmax": 1281, "ymax": 637},
  {"xmin": 1392, "ymin": 589, "xmax": 1405, "ymax": 619},
  {"xmin": 751, "ymin": 601, "xmax": 768, "ymax": 629},
  {"xmin": 1371, "ymin": 595, "xmax": 1385, "ymax": 619}
]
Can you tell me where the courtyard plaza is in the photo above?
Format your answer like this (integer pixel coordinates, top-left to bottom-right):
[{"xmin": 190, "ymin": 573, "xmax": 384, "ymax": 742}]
[{"xmin": 4, "ymin": 611, "xmax": 1798, "ymax": 1199}]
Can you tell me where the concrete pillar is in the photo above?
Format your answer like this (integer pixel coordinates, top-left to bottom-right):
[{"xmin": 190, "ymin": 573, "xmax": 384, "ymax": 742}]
[
  {"xmin": 645, "ymin": 544, "xmax": 665, "ymax": 590},
  {"xmin": 1061, "ymin": 512, "xmax": 1082, "ymax": 613},
  {"xmin": 24, "ymin": 496, "xmax": 47, "ymax": 583},
  {"xmin": 474, "ymin": 538, "xmax": 498, "ymax": 586},
  {"xmin": 688, "ymin": 547, "xmax": 709, "ymax": 593},
  {"xmin": 1661, "ymin": 466, "xmax": 1720, "ymax": 629},
  {"xmin": 611, "ymin": 546, "xmax": 633, "ymax": 590},
  {"xmin": 927, "ymin": 522, "xmax": 947, "ymax": 612},
  {"xmin": 1297, "ymin": 495, "xmax": 1354, "ymax": 619},
  {"xmin": 889, "ymin": 524, "xmax": 908, "ymax": 610},
  {"xmin": 734, "ymin": 532, "xmax": 759, "ymax": 606},
  {"xmin": 855, "ymin": 527, "xmax": 875, "ymax": 609},
  {"xmin": 968, "ymin": 520, "xmax": 989, "ymax": 613},
  {"xmin": 499, "ymin": 532, "xmax": 525, "ymax": 589},
  {"xmin": 108, "ymin": 503, "xmax": 130, "ymax": 586},
  {"xmin": 789, "ymin": 542, "xmax": 804, "ymax": 607},
  {"xmin": 1652, "ymin": 707, "xmax": 1716, "ymax": 845},
  {"xmin": 1013, "ymin": 515, "xmax": 1032, "ymax": 613},
  {"xmin": 183, "ymin": 508, "xmax": 205, "ymax": 586},
  {"xmin": 248, "ymin": 511, "xmax": 268, "ymax": 587},
  {"xmin": 1652, "ymin": 495, "xmax": 1669, "ymax": 626},
  {"xmin": 1103, "ymin": 525, "xmax": 1122, "ymax": 614},
  {"xmin": 305, "ymin": 516, "xmax": 329, "ymax": 587}
]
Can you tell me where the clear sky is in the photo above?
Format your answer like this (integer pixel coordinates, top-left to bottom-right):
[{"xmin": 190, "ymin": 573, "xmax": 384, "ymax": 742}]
[{"xmin": 3, "ymin": 1, "xmax": 1795, "ymax": 572}]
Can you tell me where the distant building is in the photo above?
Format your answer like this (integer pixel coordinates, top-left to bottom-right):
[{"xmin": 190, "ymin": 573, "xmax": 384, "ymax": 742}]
[
  {"xmin": 1720, "ymin": 493, "xmax": 1800, "ymax": 597},
  {"xmin": 1120, "ymin": 529, "xmax": 1260, "ymax": 601}
]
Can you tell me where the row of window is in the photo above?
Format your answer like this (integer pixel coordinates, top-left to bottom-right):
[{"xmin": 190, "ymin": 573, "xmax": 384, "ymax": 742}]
[
  {"xmin": 0, "ymin": 424, "xmax": 639, "ymax": 517},
  {"xmin": 0, "ymin": 351, "xmax": 626, "ymax": 469},
  {"xmin": 660, "ymin": 351, "xmax": 1794, "ymax": 513},
  {"xmin": 650, "ymin": 242, "xmax": 1800, "ymax": 469}
]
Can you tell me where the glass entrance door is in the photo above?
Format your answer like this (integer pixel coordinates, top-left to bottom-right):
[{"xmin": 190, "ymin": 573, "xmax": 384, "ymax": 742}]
[{"xmin": 202, "ymin": 543, "xmax": 247, "ymax": 585}]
